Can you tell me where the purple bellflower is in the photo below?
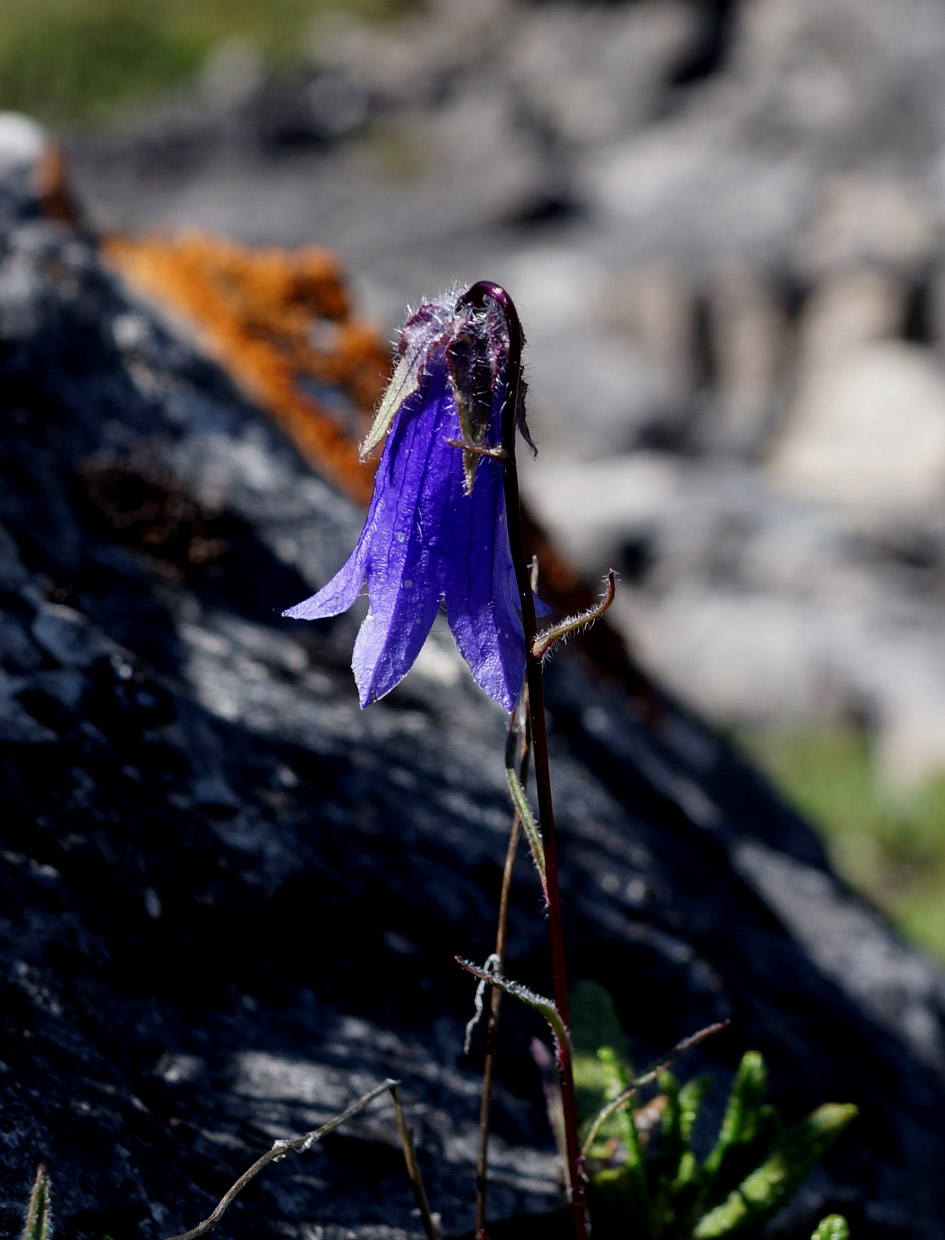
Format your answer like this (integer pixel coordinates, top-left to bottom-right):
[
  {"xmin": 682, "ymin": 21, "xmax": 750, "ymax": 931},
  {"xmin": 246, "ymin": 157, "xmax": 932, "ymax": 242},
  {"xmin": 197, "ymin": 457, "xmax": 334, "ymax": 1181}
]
[{"xmin": 283, "ymin": 287, "xmax": 540, "ymax": 711}]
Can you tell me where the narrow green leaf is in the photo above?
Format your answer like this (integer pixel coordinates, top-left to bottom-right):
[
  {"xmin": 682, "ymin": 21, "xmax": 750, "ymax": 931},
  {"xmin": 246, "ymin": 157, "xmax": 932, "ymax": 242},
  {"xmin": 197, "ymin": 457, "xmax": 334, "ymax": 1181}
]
[
  {"xmin": 597, "ymin": 1047, "xmax": 633, "ymax": 1139},
  {"xmin": 679, "ymin": 1074, "xmax": 713, "ymax": 1145},
  {"xmin": 693, "ymin": 1103, "xmax": 858, "ymax": 1238},
  {"xmin": 600, "ymin": 1045, "xmax": 651, "ymax": 1223},
  {"xmin": 505, "ymin": 767, "xmax": 545, "ymax": 890},
  {"xmin": 457, "ymin": 958, "xmax": 568, "ymax": 1053},
  {"xmin": 21, "ymin": 1165, "xmax": 51, "ymax": 1240},
  {"xmin": 649, "ymin": 1072, "xmax": 687, "ymax": 1236},
  {"xmin": 666, "ymin": 1075, "xmax": 712, "ymax": 1233},
  {"xmin": 702, "ymin": 1051, "xmax": 768, "ymax": 1185},
  {"xmin": 668, "ymin": 1149, "xmax": 705, "ymax": 1240}
]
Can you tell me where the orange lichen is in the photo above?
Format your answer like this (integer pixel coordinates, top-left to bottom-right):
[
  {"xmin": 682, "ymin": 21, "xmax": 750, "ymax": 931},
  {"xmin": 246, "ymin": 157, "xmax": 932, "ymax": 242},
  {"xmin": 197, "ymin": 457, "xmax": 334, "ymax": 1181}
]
[{"xmin": 103, "ymin": 231, "xmax": 391, "ymax": 505}]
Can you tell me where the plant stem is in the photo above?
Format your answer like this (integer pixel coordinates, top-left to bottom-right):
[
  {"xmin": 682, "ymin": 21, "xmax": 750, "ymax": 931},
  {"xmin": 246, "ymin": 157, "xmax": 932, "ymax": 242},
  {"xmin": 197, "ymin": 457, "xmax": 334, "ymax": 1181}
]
[
  {"xmin": 461, "ymin": 281, "xmax": 589, "ymax": 1240},
  {"xmin": 475, "ymin": 699, "xmax": 530, "ymax": 1237}
]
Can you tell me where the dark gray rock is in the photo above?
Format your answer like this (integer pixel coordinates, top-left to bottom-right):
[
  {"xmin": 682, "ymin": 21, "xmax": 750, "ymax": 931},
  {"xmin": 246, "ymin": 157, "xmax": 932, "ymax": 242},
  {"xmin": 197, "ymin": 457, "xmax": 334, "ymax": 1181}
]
[{"xmin": 1, "ymin": 207, "xmax": 945, "ymax": 1240}]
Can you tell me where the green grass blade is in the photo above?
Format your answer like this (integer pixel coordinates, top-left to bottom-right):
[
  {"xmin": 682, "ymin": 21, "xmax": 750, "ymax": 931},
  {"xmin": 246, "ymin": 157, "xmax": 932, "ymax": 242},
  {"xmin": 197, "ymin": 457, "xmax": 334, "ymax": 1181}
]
[
  {"xmin": 596, "ymin": 1046, "xmax": 635, "ymax": 1150},
  {"xmin": 662, "ymin": 1074, "xmax": 712, "ymax": 1235},
  {"xmin": 701, "ymin": 1051, "xmax": 768, "ymax": 1189},
  {"xmin": 21, "ymin": 1165, "xmax": 51, "ymax": 1240},
  {"xmin": 679, "ymin": 1073, "xmax": 712, "ymax": 1145}
]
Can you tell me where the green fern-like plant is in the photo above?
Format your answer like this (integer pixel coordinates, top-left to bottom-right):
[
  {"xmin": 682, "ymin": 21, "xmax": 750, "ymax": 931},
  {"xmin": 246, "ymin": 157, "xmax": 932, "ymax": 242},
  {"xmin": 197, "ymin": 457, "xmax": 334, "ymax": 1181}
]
[
  {"xmin": 571, "ymin": 981, "xmax": 857, "ymax": 1240},
  {"xmin": 810, "ymin": 1216, "xmax": 850, "ymax": 1240}
]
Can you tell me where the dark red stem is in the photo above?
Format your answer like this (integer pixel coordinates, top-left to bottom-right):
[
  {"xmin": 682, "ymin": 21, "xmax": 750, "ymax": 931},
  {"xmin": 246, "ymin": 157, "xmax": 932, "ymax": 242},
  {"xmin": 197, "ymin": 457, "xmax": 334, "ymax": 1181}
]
[{"xmin": 459, "ymin": 281, "xmax": 588, "ymax": 1240}]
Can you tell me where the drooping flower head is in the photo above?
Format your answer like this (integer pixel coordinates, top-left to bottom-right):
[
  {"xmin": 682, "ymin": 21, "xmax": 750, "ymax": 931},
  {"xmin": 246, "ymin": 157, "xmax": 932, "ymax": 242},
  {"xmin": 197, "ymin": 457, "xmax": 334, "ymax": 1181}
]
[{"xmin": 284, "ymin": 285, "xmax": 539, "ymax": 711}]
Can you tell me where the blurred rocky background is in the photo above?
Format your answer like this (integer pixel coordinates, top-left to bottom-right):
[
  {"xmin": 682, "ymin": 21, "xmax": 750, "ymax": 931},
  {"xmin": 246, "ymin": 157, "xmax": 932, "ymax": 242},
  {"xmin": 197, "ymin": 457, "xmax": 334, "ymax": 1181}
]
[
  {"xmin": 3, "ymin": 0, "xmax": 939, "ymax": 957},
  {"xmin": 6, "ymin": 1, "xmax": 945, "ymax": 1237}
]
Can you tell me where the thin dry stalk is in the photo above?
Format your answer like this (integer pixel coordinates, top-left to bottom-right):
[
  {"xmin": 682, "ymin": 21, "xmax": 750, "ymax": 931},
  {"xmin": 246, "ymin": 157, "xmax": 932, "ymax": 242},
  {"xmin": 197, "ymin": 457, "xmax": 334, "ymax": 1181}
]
[
  {"xmin": 389, "ymin": 1081, "xmax": 440, "ymax": 1240},
  {"xmin": 475, "ymin": 694, "xmax": 531, "ymax": 1236},
  {"xmin": 162, "ymin": 1078, "xmax": 429, "ymax": 1240}
]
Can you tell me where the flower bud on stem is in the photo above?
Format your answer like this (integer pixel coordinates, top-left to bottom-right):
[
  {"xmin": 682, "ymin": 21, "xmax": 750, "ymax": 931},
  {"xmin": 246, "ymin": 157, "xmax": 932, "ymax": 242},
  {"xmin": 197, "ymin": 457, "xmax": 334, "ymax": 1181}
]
[{"xmin": 459, "ymin": 282, "xmax": 589, "ymax": 1240}]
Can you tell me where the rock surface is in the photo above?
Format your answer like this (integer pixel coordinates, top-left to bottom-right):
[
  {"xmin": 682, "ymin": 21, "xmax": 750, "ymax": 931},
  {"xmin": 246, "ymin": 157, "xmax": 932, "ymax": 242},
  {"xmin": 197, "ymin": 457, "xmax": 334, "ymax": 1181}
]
[{"xmin": 2, "ymin": 172, "xmax": 945, "ymax": 1239}]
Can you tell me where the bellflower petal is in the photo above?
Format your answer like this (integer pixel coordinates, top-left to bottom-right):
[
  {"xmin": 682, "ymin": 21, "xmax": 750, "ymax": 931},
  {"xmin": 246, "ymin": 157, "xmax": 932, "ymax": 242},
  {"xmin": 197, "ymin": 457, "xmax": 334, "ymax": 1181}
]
[
  {"xmin": 441, "ymin": 435, "xmax": 526, "ymax": 709},
  {"xmin": 284, "ymin": 287, "xmax": 540, "ymax": 711}
]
